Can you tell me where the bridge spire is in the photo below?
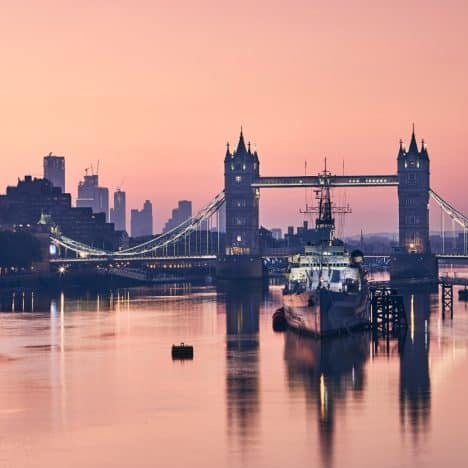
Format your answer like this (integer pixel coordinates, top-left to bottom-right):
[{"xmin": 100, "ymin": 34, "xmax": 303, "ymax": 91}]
[
  {"xmin": 420, "ymin": 138, "xmax": 429, "ymax": 159},
  {"xmin": 408, "ymin": 123, "xmax": 419, "ymax": 153},
  {"xmin": 225, "ymin": 141, "xmax": 231, "ymax": 161},
  {"xmin": 235, "ymin": 127, "xmax": 247, "ymax": 154},
  {"xmin": 398, "ymin": 139, "xmax": 405, "ymax": 158}
]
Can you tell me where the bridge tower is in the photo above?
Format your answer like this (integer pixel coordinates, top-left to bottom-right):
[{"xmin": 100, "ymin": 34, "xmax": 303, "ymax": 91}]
[
  {"xmin": 391, "ymin": 127, "xmax": 438, "ymax": 280},
  {"xmin": 216, "ymin": 129, "xmax": 263, "ymax": 278}
]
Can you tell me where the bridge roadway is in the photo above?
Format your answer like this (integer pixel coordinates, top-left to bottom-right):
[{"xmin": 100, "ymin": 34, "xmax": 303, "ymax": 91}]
[
  {"xmin": 362, "ymin": 254, "xmax": 468, "ymax": 261},
  {"xmin": 50, "ymin": 252, "xmax": 468, "ymax": 266},
  {"xmin": 252, "ymin": 174, "xmax": 399, "ymax": 188},
  {"xmin": 50, "ymin": 255, "xmax": 217, "ymax": 265},
  {"xmin": 50, "ymin": 252, "xmax": 293, "ymax": 267},
  {"xmin": 436, "ymin": 254, "xmax": 468, "ymax": 261}
]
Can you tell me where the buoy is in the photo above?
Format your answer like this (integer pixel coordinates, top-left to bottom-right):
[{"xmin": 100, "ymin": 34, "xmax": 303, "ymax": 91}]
[
  {"xmin": 459, "ymin": 288, "xmax": 468, "ymax": 301},
  {"xmin": 171, "ymin": 342, "xmax": 194, "ymax": 360},
  {"xmin": 272, "ymin": 308, "xmax": 288, "ymax": 332}
]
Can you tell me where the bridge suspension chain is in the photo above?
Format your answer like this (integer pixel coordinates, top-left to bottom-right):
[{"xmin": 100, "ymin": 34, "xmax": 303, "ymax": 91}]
[
  {"xmin": 50, "ymin": 191, "xmax": 225, "ymax": 258},
  {"xmin": 429, "ymin": 189, "xmax": 468, "ymax": 229},
  {"xmin": 116, "ymin": 190, "xmax": 225, "ymax": 256}
]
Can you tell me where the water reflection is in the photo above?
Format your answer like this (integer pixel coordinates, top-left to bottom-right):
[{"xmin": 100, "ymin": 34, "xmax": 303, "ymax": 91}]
[
  {"xmin": 284, "ymin": 330, "xmax": 370, "ymax": 467},
  {"xmin": 2, "ymin": 278, "xmax": 468, "ymax": 467},
  {"xmin": 398, "ymin": 288, "xmax": 436, "ymax": 437},
  {"xmin": 221, "ymin": 280, "xmax": 262, "ymax": 452},
  {"xmin": 0, "ymin": 283, "xmax": 199, "ymax": 315}
]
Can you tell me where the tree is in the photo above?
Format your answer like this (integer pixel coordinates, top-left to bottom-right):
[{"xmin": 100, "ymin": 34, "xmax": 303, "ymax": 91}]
[{"xmin": 0, "ymin": 230, "xmax": 42, "ymax": 269}]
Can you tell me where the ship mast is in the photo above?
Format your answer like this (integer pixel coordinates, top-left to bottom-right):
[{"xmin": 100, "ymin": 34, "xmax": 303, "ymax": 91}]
[{"xmin": 300, "ymin": 158, "xmax": 351, "ymax": 242}]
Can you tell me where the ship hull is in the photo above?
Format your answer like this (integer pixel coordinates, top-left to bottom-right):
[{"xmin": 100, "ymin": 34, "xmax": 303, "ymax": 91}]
[{"xmin": 283, "ymin": 285, "xmax": 370, "ymax": 337}]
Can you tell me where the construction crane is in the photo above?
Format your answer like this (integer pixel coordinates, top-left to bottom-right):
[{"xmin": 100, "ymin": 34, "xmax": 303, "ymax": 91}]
[{"xmin": 116, "ymin": 177, "xmax": 126, "ymax": 192}]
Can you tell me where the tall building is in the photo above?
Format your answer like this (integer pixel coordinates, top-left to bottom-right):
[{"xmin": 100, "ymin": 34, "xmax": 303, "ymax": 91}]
[
  {"xmin": 163, "ymin": 200, "xmax": 192, "ymax": 233},
  {"xmin": 110, "ymin": 189, "xmax": 126, "ymax": 232},
  {"xmin": 43, "ymin": 153, "xmax": 65, "ymax": 193},
  {"xmin": 76, "ymin": 171, "xmax": 109, "ymax": 221},
  {"xmin": 0, "ymin": 176, "xmax": 122, "ymax": 250},
  {"xmin": 131, "ymin": 200, "xmax": 153, "ymax": 238}
]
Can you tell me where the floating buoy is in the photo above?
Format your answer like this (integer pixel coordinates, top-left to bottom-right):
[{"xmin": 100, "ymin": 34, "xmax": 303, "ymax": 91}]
[
  {"xmin": 459, "ymin": 288, "xmax": 468, "ymax": 301},
  {"xmin": 171, "ymin": 342, "xmax": 194, "ymax": 360},
  {"xmin": 272, "ymin": 308, "xmax": 288, "ymax": 332}
]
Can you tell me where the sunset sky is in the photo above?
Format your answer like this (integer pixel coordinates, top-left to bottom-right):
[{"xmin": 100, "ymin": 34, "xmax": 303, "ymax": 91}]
[{"xmin": 1, "ymin": 0, "xmax": 467, "ymax": 235}]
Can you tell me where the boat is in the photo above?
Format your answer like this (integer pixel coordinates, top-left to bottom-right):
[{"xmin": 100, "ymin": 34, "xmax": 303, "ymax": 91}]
[{"xmin": 281, "ymin": 166, "xmax": 370, "ymax": 337}]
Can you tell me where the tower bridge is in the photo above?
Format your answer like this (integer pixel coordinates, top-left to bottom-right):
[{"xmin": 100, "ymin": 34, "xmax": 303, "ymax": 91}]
[{"xmin": 50, "ymin": 127, "xmax": 468, "ymax": 281}]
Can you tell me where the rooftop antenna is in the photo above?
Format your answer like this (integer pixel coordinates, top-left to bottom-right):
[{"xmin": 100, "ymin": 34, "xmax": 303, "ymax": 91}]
[
  {"xmin": 117, "ymin": 177, "xmax": 126, "ymax": 191},
  {"xmin": 96, "ymin": 159, "xmax": 100, "ymax": 176}
]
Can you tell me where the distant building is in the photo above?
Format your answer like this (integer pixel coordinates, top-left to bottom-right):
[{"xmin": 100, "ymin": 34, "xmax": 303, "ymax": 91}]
[
  {"xmin": 110, "ymin": 189, "xmax": 126, "ymax": 232},
  {"xmin": 76, "ymin": 171, "xmax": 109, "ymax": 221},
  {"xmin": 131, "ymin": 200, "xmax": 153, "ymax": 238},
  {"xmin": 0, "ymin": 176, "xmax": 121, "ymax": 250},
  {"xmin": 163, "ymin": 200, "xmax": 192, "ymax": 233},
  {"xmin": 43, "ymin": 153, "xmax": 65, "ymax": 193},
  {"xmin": 271, "ymin": 228, "xmax": 282, "ymax": 240}
]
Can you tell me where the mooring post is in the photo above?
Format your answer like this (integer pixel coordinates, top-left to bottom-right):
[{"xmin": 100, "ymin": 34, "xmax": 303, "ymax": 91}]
[
  {"xmin": 441, "ymin": 281, "xmax": 453, "ymax": 320},
  {"xmin": 370, "ymin": 284, "xmax": 407, "ymax": 336}
]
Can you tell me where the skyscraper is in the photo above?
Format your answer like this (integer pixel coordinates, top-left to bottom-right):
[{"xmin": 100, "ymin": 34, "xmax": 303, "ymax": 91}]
[
  {"xmin": 163, "ymin": 200, "xmax": 192, "ymax": 233},
  {"xmin": 76, "ymin": 171, "xmax": 109, "ymax": 221},
  {"xmin": 110, "ymin": 189, "xmax": 126, "ymax": 232},
  {"xmin": 131, "ymin": 200, "xmax": 153, "ymax": 238},
  {"xmin": 43, "ymin": 153, "xmax": 65, "ymax": 193}
]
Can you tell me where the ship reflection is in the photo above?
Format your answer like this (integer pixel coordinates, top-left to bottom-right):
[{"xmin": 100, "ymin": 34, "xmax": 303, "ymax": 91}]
[
  {"xmin": 221, "ymin": 281, "xmax": 262, "ymax": 452},
  {"xmin": 284, "ymin": 330, "xmax": 370, "ymax": 468}
]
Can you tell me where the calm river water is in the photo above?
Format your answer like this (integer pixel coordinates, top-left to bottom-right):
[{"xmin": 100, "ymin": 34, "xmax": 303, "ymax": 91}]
[{"xmin": 1, "ymin": 270, "xmax": 468, "ymax": 468}]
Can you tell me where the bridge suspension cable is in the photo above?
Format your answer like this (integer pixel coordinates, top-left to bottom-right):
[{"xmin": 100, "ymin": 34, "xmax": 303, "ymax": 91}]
[
  {"xmin": 429, "ymin": 189, "xmax": 468, "ymax": 229},
  {"xmin": 51, "ymin": 234, "xmax": 112, "ymax": 257},
  {"xmin": 50, "ymin": 191, "xmax": 225, "ymax": 258}
]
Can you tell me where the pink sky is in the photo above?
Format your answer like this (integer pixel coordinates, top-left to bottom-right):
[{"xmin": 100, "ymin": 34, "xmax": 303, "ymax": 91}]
[{"xmin": 1, "ymin": 0, "xmax": 467, "ymax": 234}]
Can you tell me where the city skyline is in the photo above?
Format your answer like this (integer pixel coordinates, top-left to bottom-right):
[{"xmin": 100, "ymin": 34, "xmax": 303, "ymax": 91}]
[
  {"xmin": 2, "ymin": 125, "xmax": 457, "ymax": 236},
  {"xmin": 1, "ymin": 3, "xmax": 468, "ymax": 467},
  {"xmin": 1, "ymin": 1, "xmax": 468, "ymax": 235}
]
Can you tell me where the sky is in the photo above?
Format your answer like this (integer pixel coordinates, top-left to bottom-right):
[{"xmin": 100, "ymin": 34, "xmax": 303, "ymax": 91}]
[{"xmin": 0, "ymin": 0, "xmax": 467, "ymax": 235}]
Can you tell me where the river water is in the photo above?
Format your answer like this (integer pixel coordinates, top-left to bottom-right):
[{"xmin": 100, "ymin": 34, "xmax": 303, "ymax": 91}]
[{"xmin": 1, "ymin": 271, "xmax": 468, "ymax": 468}]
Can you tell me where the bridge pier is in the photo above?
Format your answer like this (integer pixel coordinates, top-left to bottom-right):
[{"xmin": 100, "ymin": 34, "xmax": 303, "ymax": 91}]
[
  {"xmin": 390, "ymin": 252, "xmax": 438, "ymax": 282},
  {"xmin": 216, "ymin": 255, "xmax": 263, "ymax": 279}
]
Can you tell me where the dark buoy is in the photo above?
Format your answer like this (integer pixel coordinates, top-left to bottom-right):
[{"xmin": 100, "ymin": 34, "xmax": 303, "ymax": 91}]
[
  {"xmin": 171, "ymin": 342, "xmax": 194, "ymax": 360},
  {"xmin": 459, "ymin": 288, "xmax": 468, "ymax": 301},
  {"xmin": 272, "ymin": 308, "xmax": 288, "ymax": 332}
]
